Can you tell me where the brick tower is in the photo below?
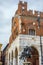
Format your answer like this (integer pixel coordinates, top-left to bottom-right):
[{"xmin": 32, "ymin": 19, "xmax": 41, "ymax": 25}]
[{"xmin": 4, "ymin": 1, "xmax": 43, "ymax": 65}]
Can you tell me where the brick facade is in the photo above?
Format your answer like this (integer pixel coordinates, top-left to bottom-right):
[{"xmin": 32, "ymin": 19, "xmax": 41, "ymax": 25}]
[
  {"xmin": 9, "ymin": 1, "xmax": 43, "ymax": 44},
  {"xmin": 3, "ymin": 1, "xmax": 43, "ymax": 65}
]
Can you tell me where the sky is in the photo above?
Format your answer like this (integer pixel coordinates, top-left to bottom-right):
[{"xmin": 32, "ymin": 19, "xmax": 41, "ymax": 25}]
[{"xmin": 0, "ymin": 0, "xmax": 43, "ymax": 50}]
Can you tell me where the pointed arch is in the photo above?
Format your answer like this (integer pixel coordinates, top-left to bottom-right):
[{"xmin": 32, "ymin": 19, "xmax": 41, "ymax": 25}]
[
  {"xmin": 31, "ymin": 46, "xmax": 39, "ymax": 56},
  {"xmin": 27, "ymin": 46, "xmax": 39, "ymax": 65},
  {"xmin": 15, "ymin": 47, "xmax": 18, "ymax": 65}
]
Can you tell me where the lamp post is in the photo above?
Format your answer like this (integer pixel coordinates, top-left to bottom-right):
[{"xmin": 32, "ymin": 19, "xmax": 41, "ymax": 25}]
[{"xmin": 37, "ymin": 14, "xmax": 42, "ymax": 65}]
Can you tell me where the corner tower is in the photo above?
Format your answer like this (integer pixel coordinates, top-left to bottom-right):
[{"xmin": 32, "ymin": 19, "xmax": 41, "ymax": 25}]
[{"xmin": 16, "ymin": 1, "xmax": 27, "ymax": 15}]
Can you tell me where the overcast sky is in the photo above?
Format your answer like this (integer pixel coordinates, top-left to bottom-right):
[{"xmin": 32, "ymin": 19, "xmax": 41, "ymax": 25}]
[{"xmin": 0, "ymin": 0, "xmax": 43, "ymax": 50}]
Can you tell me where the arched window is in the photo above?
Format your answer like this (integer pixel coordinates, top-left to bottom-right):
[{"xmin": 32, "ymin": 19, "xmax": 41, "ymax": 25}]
[{"xmin": 29, "ymin": 29, "xmax": 35, "ymax": 35}]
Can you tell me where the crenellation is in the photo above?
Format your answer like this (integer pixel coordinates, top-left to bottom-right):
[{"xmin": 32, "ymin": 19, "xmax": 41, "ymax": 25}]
[
  {"xmin": 27, "ymin": 10, "xmax": 33, "ymax": 16},
  {"xmin": 24, "ymin": 2, "xmax": 27, "ymax": 4},
  {"xmin": 34, "ymin": 11, "xmax": 38, "ymax": 16},
  {"xmin": 19, "ymin": 1, "xmax": 27, "ymax": 5},
  {"xmin": 17, "ymin": 1, "xmax": 43, "ymax": 18},
  {"xmin": 19, "ymin": 1, "xmax": 22, "ymax": 4}
]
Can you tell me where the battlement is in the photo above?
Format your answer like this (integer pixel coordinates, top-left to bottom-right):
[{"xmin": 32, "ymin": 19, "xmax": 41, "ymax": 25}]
[
  {"xmin": 27, "ymin": 10, "xmax": 39, "ymax": 16},
  {"xmin": 27, "ymin": 10, "xmax": 43, "ymax": 17},
  {"xmin": 27, "ymin": 10, "xmax": 43, "ymax": 18},
  {"xmin": 19, "ymin": 1, "xmax": 27, "ymax": 5},
  {"xmin": 16, "ymin": 1, "xmax": 43, "ymax": 18}
]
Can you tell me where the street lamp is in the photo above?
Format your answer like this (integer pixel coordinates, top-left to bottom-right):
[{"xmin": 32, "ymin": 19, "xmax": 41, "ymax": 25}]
[{"xmin": 37, "ymin": 13, "xmax": 42, "ymax": 65}]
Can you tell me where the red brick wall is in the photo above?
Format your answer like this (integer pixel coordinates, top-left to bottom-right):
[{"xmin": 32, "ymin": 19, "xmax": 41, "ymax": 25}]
[{"xmin": 9, "ymin": 1, "xmax": 43, "ymax": 44}]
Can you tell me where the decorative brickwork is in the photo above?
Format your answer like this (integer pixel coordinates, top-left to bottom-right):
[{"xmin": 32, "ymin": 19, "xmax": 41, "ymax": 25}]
[{"xmin": 9, "ymin": 1, "xmax": 43, "ymax": 44}]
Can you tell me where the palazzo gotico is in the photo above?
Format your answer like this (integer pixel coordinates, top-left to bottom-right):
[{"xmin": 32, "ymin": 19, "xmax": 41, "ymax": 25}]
[{"xmin": 3, "ymin": 1, "xmax": 43, "ymax": 65}]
